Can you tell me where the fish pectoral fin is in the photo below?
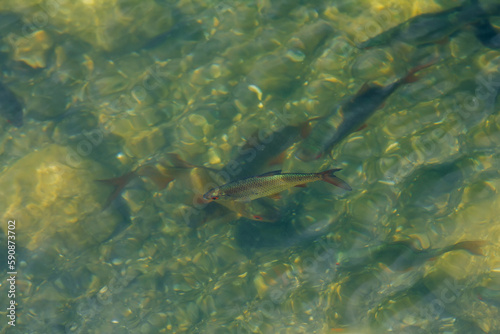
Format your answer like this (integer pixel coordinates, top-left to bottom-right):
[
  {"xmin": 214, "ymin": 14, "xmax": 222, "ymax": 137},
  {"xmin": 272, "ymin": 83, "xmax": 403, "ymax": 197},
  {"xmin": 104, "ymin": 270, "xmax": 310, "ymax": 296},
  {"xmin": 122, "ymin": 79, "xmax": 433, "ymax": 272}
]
[
  {"xmin": 252, "ymin": 215, "xmax": 279, "ymax": 223},
  {"xmin": 256, "ymin": 170, "xmax": 282, "ymax": 177},
  {"xmin": 267, "ymin": 193, "xmax": 282, "ymax": 200},
  {"xmin": 294, "ymin": 184, "xmax": 307, "ymax": 188},
  {"xmin": 232, "ymin": 201, "xmax": 279, "ymax": 222}
]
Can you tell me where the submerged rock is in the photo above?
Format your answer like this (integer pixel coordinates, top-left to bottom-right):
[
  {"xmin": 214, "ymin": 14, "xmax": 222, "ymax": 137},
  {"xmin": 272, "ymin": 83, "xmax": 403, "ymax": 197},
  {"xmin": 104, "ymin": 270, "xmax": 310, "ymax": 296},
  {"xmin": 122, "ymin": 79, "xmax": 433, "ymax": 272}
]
[{"xmin": 0, "ymin": 144, "xmax": 117, "ymax": 251}]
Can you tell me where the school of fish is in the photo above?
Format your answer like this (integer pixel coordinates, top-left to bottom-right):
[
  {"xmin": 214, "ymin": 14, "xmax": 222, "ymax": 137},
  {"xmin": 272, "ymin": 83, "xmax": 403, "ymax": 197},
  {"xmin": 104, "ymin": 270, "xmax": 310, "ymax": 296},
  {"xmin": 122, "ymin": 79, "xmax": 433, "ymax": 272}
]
[{"xmin": 90, "ymin": 0, "xmax": 500, "ymax": 227}]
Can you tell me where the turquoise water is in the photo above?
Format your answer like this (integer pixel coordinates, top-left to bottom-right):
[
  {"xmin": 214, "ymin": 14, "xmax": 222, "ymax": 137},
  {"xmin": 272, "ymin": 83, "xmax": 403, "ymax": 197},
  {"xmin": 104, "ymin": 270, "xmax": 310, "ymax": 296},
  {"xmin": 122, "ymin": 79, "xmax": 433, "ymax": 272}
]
[{"xmin": 0, "ymin": 0, "xmax": 500, "ymax": 333}]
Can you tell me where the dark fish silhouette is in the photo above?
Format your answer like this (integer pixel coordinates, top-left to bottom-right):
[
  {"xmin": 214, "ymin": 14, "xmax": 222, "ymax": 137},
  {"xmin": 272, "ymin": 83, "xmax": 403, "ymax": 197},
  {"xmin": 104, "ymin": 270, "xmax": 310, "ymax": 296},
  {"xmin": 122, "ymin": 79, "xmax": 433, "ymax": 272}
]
[
  {"xmin": 339, "ymin": 239, "xmax": 487, "ymax": 272},
  {"xmin": 358, "ymin": 2, "xmax": 488, "ymax": 49},
  {"xmin": 230, "ymin": 119, "xmax": 317, "ymax": 179},
  {"xmin": 295, "ymin": 62, "xmax": 434, "ymax": 161},
  {"xmin": 96, "ymin": 153, "xmax": 195, "ymax": 209}
]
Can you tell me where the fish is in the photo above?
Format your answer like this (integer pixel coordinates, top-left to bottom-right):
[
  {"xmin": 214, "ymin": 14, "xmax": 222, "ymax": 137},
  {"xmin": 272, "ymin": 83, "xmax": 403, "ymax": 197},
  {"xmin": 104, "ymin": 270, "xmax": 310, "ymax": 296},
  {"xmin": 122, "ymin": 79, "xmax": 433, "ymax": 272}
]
[
  {"xmin": 203, "ymin": 169, "xmax": 351, "ymax": 202},
  {"xmin": 338, "ymin": 239, "xmax": 487, "ymax": 272},
  {"xmin": 227, "ymin": 118, "xmax": 319, "ymax": 180},
  {"xmin": 358, "ymin": 2, "xmax": 488, "ymax": 49},
  {"xmin": 0, "ymin": 81, "xmax": 23, "ymax": 127},
  {"xmin": 202, "ymin": 119, "xmax": 324, "ymax": 221},
  {"xmin": 179, "ymin": 167, "xmax": 285, "ymax": 226},
  {"xmin": 96, "ymin": 153, "xmax": 197, "ymax": 209},
  {"xmin": 178, "ymin": 121, "xmax": 316, "ymax": 225},
  {"xmin": 295, "ymin": 61, "xmax": 434, "ymax": 161}
]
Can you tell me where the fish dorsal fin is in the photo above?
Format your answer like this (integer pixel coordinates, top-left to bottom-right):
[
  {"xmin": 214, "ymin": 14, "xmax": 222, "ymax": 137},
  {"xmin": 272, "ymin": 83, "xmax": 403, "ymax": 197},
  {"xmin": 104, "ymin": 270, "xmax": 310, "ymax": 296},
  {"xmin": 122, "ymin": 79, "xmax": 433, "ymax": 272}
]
[
  {"xmin": 257, "ymin": 170, "xmax": 282, "ymax": 177},
  {"xmin": 267, "ymin": 193, "xmax": 282, "ymax": 200}
]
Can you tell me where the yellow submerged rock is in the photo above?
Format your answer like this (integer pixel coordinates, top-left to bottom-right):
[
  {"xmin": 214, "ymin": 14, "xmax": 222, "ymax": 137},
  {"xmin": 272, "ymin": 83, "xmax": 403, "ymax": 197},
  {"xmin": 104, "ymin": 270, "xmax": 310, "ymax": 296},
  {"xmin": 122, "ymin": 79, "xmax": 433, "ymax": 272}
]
[
  {"xmin": 0, "ymin": 144, "xmax": 114, "ymax": 251},
  {"xmin": 10, "ymin": 30, "xmax": 53, "ymax": 68}
]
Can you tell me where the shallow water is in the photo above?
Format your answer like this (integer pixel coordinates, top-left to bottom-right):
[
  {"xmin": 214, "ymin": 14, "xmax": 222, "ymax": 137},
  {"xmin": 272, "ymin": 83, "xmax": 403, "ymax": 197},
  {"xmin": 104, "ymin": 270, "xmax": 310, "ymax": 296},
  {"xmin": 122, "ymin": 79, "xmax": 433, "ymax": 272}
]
[{"xmin": 0, "ymin": 0, "xmax": 500, "ymax": 333}]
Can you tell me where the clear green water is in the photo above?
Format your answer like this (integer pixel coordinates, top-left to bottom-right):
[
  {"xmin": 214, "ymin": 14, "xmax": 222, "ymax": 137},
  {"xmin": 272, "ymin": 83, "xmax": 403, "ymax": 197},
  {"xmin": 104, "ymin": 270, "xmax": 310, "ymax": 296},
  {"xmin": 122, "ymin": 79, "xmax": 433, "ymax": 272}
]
[{"xmin": 0, "ymin": 0, "xmax": 500, "ymax": 333}]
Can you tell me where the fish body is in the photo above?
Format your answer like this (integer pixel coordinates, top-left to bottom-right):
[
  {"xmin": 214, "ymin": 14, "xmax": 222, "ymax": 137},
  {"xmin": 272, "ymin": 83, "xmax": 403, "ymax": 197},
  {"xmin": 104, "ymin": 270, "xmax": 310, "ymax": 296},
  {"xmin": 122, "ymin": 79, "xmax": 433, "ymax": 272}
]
[
  {"xmin": 295, "ymin": 62, "xmax": 432, "ymax": 161},
  {"xmin": 358, "ymin": 3, "xmax": 486, "ymax": 49},
  {"xmin": 231, "ymin": 120, "xmax": 315, "ymax": 179},
  {"xmin": 0, "ymin": 82, "xmax": 23, "ymax": 127},
  {"xmin": 338, "ymin": 240, "xmax": 486, "ymax": 272},
  {"xmin": 203, "ymin": 169, "xmax": 351, "ymax": 202},
  {"xmin": 233, "ymin": 125, "xmax": 301, "ymax": 178}
]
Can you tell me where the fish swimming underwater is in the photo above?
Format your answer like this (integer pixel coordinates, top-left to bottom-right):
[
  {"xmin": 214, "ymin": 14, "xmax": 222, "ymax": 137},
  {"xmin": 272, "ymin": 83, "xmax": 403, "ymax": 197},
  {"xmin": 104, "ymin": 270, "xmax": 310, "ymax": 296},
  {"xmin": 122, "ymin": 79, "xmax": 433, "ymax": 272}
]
[
  {"xmin": 96, "ymin": 153, "xmax": 199, "ymax": 209},
  {"xmin": 357, "ymin": 1, "xmax": 494, "ymax": 49},
  {"xmin": 203, "ymin": 169, "xmax": 351, "ymax": 202},
  {"xmin": 295, "ymin": 61, "xmax": 434, "ymax": 161},
  {"xmin": 338, "ymin": 239, "xmax": 487, "ymax": 272},
  {"xmin": 229, "ymin": 118, "xmax": 319, "ymax": 179}
]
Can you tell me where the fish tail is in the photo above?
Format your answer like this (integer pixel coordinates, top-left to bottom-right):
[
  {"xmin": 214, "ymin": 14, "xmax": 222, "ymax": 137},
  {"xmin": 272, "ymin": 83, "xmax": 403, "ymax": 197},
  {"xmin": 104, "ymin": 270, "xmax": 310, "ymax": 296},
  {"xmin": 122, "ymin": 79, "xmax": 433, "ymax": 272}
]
[
  {"xmin": 319, "ymin": 169, "xmax": 352, "ymax": 191},
  {"xmin": 402, "ymin": 60, "xmax": 436, "ymax": 84},
  {"xmin": 95, "ymin": 171, "xmax": 137, "ymax": 209},
  {"xmin": 449, "ymin": 240, "xmax": 488, "ymax": 256}
]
